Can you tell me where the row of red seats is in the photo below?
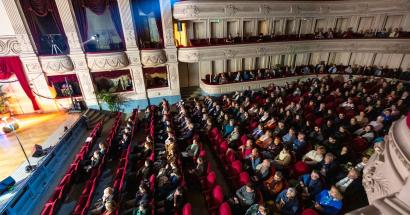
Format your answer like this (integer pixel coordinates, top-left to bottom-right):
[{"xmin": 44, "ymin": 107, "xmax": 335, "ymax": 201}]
[
  {"xmin": 41, "ymin": 121, "xmax": 104, "ymax": 215},
  {"xmin": 194, "ymin": 140, "xmax": 233, "ymax": 215},
  {"xmin": 113, "ymin": 109, "xmax": 139, "ymax": 215},
  {"xmin": 113, "ymin": 109, "xmax": 139, "ymax": 193},
  {"xmin": 72, "ymin": 112, "xmax": 123, "ymax": 215}
]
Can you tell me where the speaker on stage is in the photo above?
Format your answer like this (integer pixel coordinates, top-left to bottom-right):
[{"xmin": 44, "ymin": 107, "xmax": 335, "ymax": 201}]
[
  {"xmin": 32, "ymin": 144, "xmax": 44, "ymax": 157},
  {"xmin": 0, "ymin": 176, "xmax": 15, "ymax": 195}
]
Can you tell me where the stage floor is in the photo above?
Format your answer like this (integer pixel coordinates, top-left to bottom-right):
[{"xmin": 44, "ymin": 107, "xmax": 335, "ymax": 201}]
[{"xmin": 0, "ymin": 112, "xmax": 79, "ymax": 180}]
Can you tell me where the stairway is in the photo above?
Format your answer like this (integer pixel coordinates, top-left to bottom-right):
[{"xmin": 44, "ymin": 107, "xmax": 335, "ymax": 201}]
[
  {"xmin": 181, "ymin": 86, "xmax": 203, "ymax": 100},
  {"xmin": 83, "ymin": 109, "xmax": 111, "ymax": 128}
]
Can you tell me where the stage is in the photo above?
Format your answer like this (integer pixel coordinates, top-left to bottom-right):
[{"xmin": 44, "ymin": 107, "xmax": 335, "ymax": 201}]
[{"xmin": 0, "ymin": 111, "xmax": 81, "ymax": 181}]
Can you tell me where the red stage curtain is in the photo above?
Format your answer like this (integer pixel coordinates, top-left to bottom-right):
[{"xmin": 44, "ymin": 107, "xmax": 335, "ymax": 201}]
[
  {"xmin": 19, "ymin": 0, "xmax": 67, "ymax": 54},
  {"xmin": 0, "ymin": 57, "xmax": 40, "ymax": 111}
]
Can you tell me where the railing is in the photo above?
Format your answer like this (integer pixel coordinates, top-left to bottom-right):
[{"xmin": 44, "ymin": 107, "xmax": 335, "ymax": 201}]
[{"xmin": 0, "ymin": 116, "xmax": 87, "ymax": 215}]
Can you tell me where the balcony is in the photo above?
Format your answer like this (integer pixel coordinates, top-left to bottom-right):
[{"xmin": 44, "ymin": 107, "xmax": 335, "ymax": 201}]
[
  {"xmin": 85, "ymin": 51, "xmax": 129, "ymax": 72},
  {"xmin": 140, "ymin": 49, "xmax": 167, "ymax": 67},
  {"xmin": 178, "ymin": 38, "xmax": 410, "ymax": 63},
  {"xmin": 38, "ymin": 55, "xmax": 74, "ymax": 74}
]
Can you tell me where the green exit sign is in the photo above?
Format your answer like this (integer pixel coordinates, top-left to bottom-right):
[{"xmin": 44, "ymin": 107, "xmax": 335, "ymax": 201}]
[{"xmin": 210, "ymin": 19, "xmax": 220, "ymax": 23}]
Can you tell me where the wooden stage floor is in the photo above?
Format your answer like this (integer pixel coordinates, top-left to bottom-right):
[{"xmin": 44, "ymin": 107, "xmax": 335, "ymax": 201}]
[{"xmin": 0, "ymin": 112, "xmax": 75, "ymax": 180}]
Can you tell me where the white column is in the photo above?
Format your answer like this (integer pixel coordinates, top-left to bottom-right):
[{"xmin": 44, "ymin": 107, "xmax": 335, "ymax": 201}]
[
  {"xmin": 116, "ymin": 0, "xmax": 147, "ymax": 99},
  {"xmin": 54, "ymin": 0, "xmax": 99, "ymax": 106},
  {"xmin": 159, "ymin": 0, "xmax": 181, "ymax": 98}
]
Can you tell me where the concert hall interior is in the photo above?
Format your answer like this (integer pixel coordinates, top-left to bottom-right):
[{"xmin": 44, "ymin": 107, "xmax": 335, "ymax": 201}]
[{"xmin": 0, "ymin": 0, "xmax": 410, "ymax": 215}]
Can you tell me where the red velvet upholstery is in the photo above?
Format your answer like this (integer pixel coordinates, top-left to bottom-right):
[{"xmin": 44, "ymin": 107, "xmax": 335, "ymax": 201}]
[
  {"xmin": 182, "ymin": 203, "xmax": 192, "ymax": 215},
  {"xmin": 219, "ymin": 202, "xmax": 232, "ymax": 215},
  {"xmin": 301, "ymin": 208, "xmax": 319, "ymax": 215},
  {"xmin": 212, "ymin": 185, "xmax": 224, "ymax": 205},
  {"xmin": 238, "ymin": 171, "xmax": 250, "ymax": 186}
]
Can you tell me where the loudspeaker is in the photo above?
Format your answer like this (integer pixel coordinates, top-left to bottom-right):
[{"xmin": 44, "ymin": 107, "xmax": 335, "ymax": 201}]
[
  {"xmin": 177, "ymin": 21, "xmax": 183, "ymax": 32},
  {"xmin": 0, "ymin": 176, "xmax": 15, "ymax": 195},
  {"xmin": 32, "ymin": 144, "xmax": 43, "ymax": 157}
]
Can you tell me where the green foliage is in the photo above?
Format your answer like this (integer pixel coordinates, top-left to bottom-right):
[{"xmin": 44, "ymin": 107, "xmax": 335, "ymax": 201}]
[
  {"xmin": 0, "ymin": 85, "xmax": 10, "ymax": 115},
  {"xmin": 96, "ymin": 90, "xmax": 124, "ymax": 112}
]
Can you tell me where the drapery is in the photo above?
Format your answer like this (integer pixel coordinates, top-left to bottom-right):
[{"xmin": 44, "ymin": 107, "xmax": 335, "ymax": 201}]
[
  {"xmin": 19, "ymin": 0, "xmax": 67, "ymax": 55},
  {"xmin": 47, "ymin": 74, "xmax": 79, "ymax": 83},
  {"xmin": 132, "ymin": 0, "xmax": 163, "ymax": 46},
  {"xmin": 0, "ymin": 57, "xmax": 40, "ymax": 110},
  {"xmin": 91, "ymin": 70, "xmax": 131, "ymax": 79},
  {"xmin": 143, "ymin": 66, "xmax": 167, "ymax": 74},
  {"xmin": 72, "ymin": 0, "xmax": 125, "ymax": 49}
]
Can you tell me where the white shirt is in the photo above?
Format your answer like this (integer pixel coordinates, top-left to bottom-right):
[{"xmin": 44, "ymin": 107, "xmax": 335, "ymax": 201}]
[
  {"xmin": 302, "ymin": 150, "xmax": 323, "ymax": 163},
  {"xmin": 336, "ymin": 177, "xmax": 353, "ymax": 192}
]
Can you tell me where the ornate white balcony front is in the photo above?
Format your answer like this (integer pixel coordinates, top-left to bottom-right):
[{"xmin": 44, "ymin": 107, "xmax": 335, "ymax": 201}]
[
  {"xmin": 173, "ymin": 0, "xmax": 408, "ymax": 20},
  {"xmin": 0, "ymin": 35, "xmax": 21, "ymax": 56},
  {"xmin": 178, "ymin": 39, "xmax": 410, "ymax": 63},
  {"xmin": 86, "ymin": 51, "xmax": 129, "ymax": 72},
  {"xmin": 38, "ymin": 55, "xmax": 74, "ymax": 74},
  {"xmin": 140, "ymin": 49, "xmax": 167, "ymax": 67}
]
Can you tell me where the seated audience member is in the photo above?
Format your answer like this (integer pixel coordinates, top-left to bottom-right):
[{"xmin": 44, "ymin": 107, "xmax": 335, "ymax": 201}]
[
  {"xmin": 125, "ymin": 184, "xmax": 150, "ymax": 208},
  {"xmin": 339, "ymin": 170, "xmax": 368, "ymax": 212},
  {"xmin": 245, "ymin": 204, "xmax": 267, "ymax": 215},
  {"xmin": 240, "ymin": 139, "xmax": 254, "ymax": 158},
  {"xmin": 102, "ymin": 201, "xmax": 117, "ymax": 215},
  {"xmin": 282, "ymin": 128, "xmax": 296, "ymax": 144},
  {"xmin": 263, "ymin": 171, "xmax": 286, "ymax": 196},
  {"xmin": 234, "ymin": 33, "xmax": 241, "ymax": 43},
  {"xmin": 98, "ymin": 142, "xmax": 107, "ymax": 157},
  {"xmin": 189, "ymin": 157, "xmax": 206, "ymax": 177},
  {"xmin": 317, "ymin": 153, "xmax": 338, "ymax": 183},
  {"xmin": 354, "ymin": 125, "xmax": 375, "ymax": 142},
  {"xmin": 308, "ymin": 126, "xmax": 325, "ymax": 144},
  {"xmin": 179, "ymin": 123, "xmax": 194, "ymax": 141},
  {"xmin": 118, "ymin": 133, "xmax": 130, "ymax": 150},
  {"xmin": 256, "ymin": 130, "xmax": 273, "ymax": 149},
  {"xmin": 355, "ymin": 111, "xmax": 369, "ymax": 127},
  {"xmin": 314, "ymin": 186, "xmax": 343, "ymax": 215},
  {"xmin": 158, "ymin": 187, "xmax": 185, "ymax": 214},
  {"xmin": 298, "ymin": 170, "xmax": 323, "ymax": 200},
  {"xmin": 273, "ymin": 121, "xmax": 286, "ymax": 137},
  {"xmin": 232, "ymin": 183, "xmax": 257, "ymax": 209},
  {"xmin": 223, "ymin": 119, "xmax": 235, "ymax": 137},
  {"xmin": 251, "ymin": 124, "xmax": 264, "ymax": 140},
  {"xmin": 354, "ymin": 154, "xmax": 370, "ymax": 173},
  {"xmin": 323, "ymin": 136, "xmax": 341, "ymax": 156},
  {"xmin": 226, "ymin": 33, "xmax": 234, "ymax": 43},
  {"xmin": 133, "ymin": 204, "xmax": 148, "ymax": 215},
  {"xmin": 136, "ymin": 141, "xmax": 153, "ymax": 161},
  {"xmin": 368, "ymin": 116, "xmax": 384, "ymax": 132},
  {"xmin": 389, "ymin": 28, "xmax": 399, "ymax": 38},
  {"xmin": 336, "ymin": 168, "xmax": 360, "ymax": 193},
  {"xmin": 137, "ymin": 160, "xmax": 154, "ymax": 180},
  {"xmin": 292, "ymin": 133, "xmax": 306, "ymax": 154},
  {"xmin": 273, "ymin": 144, "xmax": 293, "ymax": 170},
  {"xmin": 302, "ymin": 145, "xmax": 326, "ymax": 166},
  {"xmin": 252, "ymin": 159, "xmax": 271, "ymax": 182},
  {"xmin": 227, "ymin": 126, "xmax": 240, "ymax": 146},
  {"xmin": 245, "ymin": 148, "xmax": 262, "ymax": 173},
  {"xmin": 275, "ymin": 188, "xmax": 299, "ymax": 215},
  {"xmin": 84, "ymin": 150, "xmax": 101, "ymax": 172},
  {"xmin": 182, "ymin": 139, "xmax": 200, "ymax": 159},
  {"xmin": 261, "ymin": 136, "xmax": 283, "ymax": 159},
  {"xmin": 91, "ymin": 187, "xmax": 115, "ymax": 214}
]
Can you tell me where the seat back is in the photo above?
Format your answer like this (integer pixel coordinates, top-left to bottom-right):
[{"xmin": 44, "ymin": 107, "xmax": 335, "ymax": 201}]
[
  {"xmin": 219, "ymin": 202, "xmax": 232, "ymax": 215},
  {"xmin": 212, "ymin": 185, "xmax": 224, "ymax": 204},
  {"xmin": 182, "ymin": 203, "xmax": 192, "ymax": 215}
]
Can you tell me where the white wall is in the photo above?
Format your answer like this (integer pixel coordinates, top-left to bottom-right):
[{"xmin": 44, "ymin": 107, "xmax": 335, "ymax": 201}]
[{"xmin": 0, "ymin": 1, "xmax": 15, "ymax": 36}]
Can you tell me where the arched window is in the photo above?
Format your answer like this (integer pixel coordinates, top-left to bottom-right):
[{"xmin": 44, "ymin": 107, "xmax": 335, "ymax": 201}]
[
  {"xmin": 71, "ymin": 0, "xmax": 125, "ymax": 53},
  {"xmin": 19, "ymin": 0, "xmax": 69, "ymax": 55}
]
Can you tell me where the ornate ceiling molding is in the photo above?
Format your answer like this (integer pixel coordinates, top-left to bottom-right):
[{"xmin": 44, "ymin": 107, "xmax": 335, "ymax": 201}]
[
  {"xmin": 178, "ymin": 39, "xmax": 410, "ymax": 63},
  {"xmin": 140, "ymin": 49, "xmax": 167, "ymax": 67},
  {"xmin": 86, "ymin": 51, "xmax": 129, "ymax": 72},
  {"xmin": 39, "ymin": 55, "xmax": 74, "ymax": 74},
  {"xmin": 173, "ymin": 1, "xmax": 407, "ymax": 20},
  {"xmin": 0, "ymin": 36, "xmax": 21, "ymax": 56}
]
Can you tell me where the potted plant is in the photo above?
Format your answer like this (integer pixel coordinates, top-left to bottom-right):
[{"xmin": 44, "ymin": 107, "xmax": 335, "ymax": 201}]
[{"xmin": 96, "ymin": 90, "xmax": 125, "ymax": 113}]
